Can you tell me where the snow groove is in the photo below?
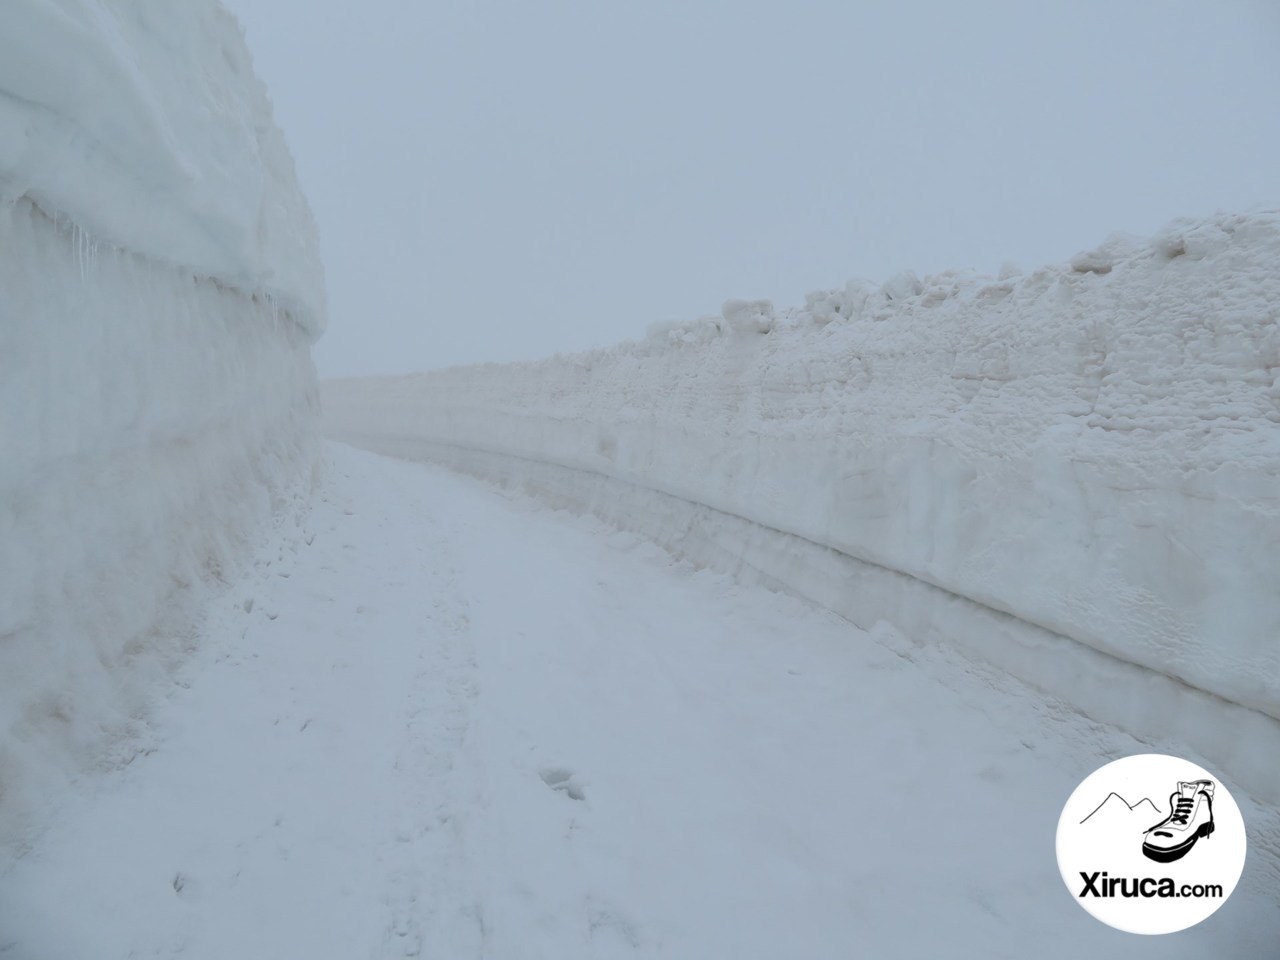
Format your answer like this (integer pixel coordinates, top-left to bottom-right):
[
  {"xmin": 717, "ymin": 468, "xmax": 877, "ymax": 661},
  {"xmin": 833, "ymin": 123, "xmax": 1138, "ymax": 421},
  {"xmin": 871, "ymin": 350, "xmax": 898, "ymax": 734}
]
[{"xmin": 379, "ymin": 517, "xmax": 487, "ymax": 959}]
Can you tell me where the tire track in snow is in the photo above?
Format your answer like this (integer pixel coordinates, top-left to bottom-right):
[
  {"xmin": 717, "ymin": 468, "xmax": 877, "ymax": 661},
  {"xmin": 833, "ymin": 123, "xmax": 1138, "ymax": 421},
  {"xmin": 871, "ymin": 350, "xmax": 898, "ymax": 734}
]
[{"xmin": 377, "ymin": 512, "xmax": 487, "ymax": 959}]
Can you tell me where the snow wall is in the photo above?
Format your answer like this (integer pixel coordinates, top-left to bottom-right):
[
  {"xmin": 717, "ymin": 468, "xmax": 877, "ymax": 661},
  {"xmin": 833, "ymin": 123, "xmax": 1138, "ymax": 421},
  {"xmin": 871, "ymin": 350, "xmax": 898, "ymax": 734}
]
[
  {"xmin": 0, "ymin": 2, "xmax": 323, "ymax": 848},
  {"xmin": 326, "ymin": 213, "xmax": 1280, "ymax": 804}
]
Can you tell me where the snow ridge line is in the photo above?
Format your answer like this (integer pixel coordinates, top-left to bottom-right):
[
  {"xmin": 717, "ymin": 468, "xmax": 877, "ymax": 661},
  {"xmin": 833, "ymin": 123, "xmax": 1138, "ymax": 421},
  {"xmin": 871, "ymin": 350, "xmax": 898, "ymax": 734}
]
[
  {"xmin": 333, "ymin": 432, "xmax": 1280, "ymax": 807},
  {"xmin": 18, "ymin": 194, "xmax": 319, "ymax": 341}
]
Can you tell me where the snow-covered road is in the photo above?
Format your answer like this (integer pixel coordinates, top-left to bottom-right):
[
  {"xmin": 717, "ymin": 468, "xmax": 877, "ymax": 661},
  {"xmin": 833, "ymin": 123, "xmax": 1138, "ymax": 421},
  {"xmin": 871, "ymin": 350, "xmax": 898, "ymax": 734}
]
[{"xmin": 3, "ymin": 444, "xmax": 1277, "ymax": 959}]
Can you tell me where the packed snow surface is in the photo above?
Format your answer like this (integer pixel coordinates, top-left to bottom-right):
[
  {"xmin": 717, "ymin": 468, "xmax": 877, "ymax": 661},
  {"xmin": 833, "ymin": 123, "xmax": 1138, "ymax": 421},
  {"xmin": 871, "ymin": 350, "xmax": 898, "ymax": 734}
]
[
  {"xmin": 2, "ymin": 445, "xmax": 1276, "ymax": 958},
  {"xmin": 0, "ymin": 2, "xmax": 322, "ymax": 847},
  {"xmin": 326, "ymin": 212, "xmax": 1280, "ymax": 801},
  {"xmin": 0, "ymin": 0, "xmax": 325, "ymax": 332}
]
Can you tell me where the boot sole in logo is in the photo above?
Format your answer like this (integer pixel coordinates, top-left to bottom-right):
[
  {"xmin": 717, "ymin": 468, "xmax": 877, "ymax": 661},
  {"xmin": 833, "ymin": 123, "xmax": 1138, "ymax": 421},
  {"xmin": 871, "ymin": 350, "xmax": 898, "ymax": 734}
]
[{"xmin": 1141, "ymin": 820, "xmax": 1214, "ymax": 863}]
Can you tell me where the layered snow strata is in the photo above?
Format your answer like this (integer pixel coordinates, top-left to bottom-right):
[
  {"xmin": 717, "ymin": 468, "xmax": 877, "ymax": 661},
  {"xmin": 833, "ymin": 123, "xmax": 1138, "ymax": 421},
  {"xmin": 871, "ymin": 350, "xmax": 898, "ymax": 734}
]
[
  {"xmin": 326, "ymin": 212, "xmax": 1280, "ymax": 800},
  {"xmin": 0, "ymin": 0, "xmax": 325, "ymax": 333},
  {"xmin": 0, "ymin": 2, "xmax": 323, "ymax": 848}
]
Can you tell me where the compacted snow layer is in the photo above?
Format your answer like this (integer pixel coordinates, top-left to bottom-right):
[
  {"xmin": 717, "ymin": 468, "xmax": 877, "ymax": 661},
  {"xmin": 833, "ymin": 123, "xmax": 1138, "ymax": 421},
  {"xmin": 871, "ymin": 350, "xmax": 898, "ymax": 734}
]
[
  {"xmin": 0, "ymin": 2, "xmax": 323, "ymax": 849},
  {"xmin": 0, "ymin": 1, "xmax": 325, "ymax": 332},
  {"xmin": 0, "ymin": 198, "xmax": 319, "ymax": 849},
  {"xmin": 325, "ymin": 212, "xmax": 1280, "ymax": 802},
  {"xmin": 2, "ymin": 445, "xmax": 1276, "ymax": 958}
]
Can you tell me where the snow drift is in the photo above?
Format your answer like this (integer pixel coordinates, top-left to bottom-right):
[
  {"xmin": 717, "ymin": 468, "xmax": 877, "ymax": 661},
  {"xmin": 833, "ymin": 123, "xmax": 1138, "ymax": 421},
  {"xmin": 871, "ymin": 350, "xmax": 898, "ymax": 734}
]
[
  {"xmin": 326, "ymin": 212, "xmax": 1280, "ymax": 802},
  {"xmin": 0, "ymin": 2, "xmax": 323, "ymax": 848}
]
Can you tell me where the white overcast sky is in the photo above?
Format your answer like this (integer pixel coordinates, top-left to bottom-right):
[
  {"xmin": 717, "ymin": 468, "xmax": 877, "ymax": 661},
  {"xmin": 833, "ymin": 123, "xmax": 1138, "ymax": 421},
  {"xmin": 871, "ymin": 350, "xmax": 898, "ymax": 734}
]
[{"xmin": 226, "ymin": 0, "xmax": 1279, "ymax": 378}]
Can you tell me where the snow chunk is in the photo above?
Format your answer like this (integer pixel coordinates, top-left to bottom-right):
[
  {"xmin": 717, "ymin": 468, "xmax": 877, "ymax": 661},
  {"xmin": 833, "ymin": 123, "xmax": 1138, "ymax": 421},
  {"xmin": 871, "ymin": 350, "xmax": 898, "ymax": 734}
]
[
  {"xmin": 720, "ymin": 299, "xmax": 774, "ymax": 334},
  {"xmin": 645, "ymin": 319, "xmax": 685, "ymax": 342},
  {"xmin": 646, "ymin": 315, "xmax": 724, "ymax": 345},
  {"xmin": 1068, "ymin": 232, "xmax": 1144, "ymax": 275},
  {"xmin": 881, "ymin": 270, "xmax": 922, "ymax": 301},
  {"xmin": 803, "ymin": 279, "xmax": 876, "ymax": 326},
  {"xmin": 842, "ymin": 279, "xmax": 875, "ymax": 320},
  {"xmin": 1176, "ymin": 223, "xmax": 1230, "ymax": 261}
]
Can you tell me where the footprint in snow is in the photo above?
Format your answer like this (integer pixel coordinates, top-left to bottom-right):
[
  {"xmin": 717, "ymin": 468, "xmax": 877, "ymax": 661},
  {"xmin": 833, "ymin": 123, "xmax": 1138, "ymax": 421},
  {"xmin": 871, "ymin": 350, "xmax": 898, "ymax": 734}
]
[{"xmin": 539, "ymin": 768, "xmax": 586, "ymax": 801}]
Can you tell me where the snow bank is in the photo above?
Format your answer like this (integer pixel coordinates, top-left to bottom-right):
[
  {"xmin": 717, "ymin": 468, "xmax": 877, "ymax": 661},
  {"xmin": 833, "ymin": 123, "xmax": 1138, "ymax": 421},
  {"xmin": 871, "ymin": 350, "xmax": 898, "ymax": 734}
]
[
  {"xmin": 0, "ymin": 2, "xmax": 322, "ymax": 849},
  {"xmin": 0, "ymin": 0, "xmax": 325, "ymax": 334},
  {"xmin": 326, "ymin": 212, "xmax": 1280, "ymax": 801}
]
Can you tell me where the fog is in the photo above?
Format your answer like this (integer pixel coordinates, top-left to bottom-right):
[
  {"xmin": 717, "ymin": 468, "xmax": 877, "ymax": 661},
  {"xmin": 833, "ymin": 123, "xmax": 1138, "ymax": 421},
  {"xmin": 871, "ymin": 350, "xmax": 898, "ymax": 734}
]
[{"xmin": 226, "ymin": 0, "xmax": 1280, "ymax": 377}]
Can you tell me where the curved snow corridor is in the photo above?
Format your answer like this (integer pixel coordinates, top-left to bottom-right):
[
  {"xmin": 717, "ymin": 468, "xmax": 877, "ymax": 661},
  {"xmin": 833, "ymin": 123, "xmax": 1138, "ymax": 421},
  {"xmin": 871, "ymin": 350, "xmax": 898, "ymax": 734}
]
[
  {"xmin": 2, "ymin": 6, "xmax": 1276, "ymax": 953},
  {"xmin": 326, "ymin": 215, "xmax": 1280, "ymax": 807},
  {"xmin": 3, "ymin": 444, "xmax": 1276, "ymax": 959}
]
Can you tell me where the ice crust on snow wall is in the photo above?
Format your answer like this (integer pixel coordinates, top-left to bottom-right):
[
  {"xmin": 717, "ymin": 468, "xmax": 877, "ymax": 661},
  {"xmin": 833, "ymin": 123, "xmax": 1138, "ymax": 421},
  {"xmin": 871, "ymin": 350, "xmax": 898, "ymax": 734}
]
[
  {"xmin": 0, "ymin": 2, "xmax": 322, "ymax": 846},
  {"xmin": 327, "ymin": 213, "xmax": 1280, "ymax": 801}
]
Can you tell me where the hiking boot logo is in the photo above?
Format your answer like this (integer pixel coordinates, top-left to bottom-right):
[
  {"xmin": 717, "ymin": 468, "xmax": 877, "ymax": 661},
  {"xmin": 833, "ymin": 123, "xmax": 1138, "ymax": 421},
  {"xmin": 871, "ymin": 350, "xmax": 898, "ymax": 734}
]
[
  {"xmin": 1141, "ymin": 780, "xmax": 1215, "ymax": 863},
  {"xmin": 1056, "ymin": 755, "xmax": 1247, "ymax": 935}
]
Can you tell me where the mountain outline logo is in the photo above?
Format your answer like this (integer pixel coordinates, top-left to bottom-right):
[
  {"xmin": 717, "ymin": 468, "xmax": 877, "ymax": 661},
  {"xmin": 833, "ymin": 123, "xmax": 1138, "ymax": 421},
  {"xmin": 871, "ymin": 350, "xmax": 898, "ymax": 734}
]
[{"xmin": 1078, "ymin": 792, "xmax": 1162, "ymax": 825}]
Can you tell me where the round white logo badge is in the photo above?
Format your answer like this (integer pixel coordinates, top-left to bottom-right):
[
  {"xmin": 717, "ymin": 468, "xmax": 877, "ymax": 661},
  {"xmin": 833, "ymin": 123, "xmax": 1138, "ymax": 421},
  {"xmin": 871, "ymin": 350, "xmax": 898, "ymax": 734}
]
[{"xmin": 1056, "ymin": 754, "xmax": 1247, "ymax": 934}]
